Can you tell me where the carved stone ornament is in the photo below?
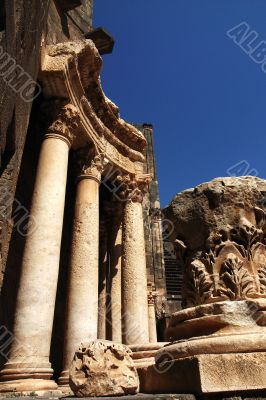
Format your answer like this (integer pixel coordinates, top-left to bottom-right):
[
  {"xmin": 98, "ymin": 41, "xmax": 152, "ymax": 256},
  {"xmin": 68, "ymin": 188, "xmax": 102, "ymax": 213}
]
[
  {"xmin": 116, "ymin": 173, "xmax": 151, "ymax": 203},
  {"xmin": 75, "ymin": 147, "xmax": 105, "ymax": 183},
  {"xmin": 164, "ymin": 177, "xmax": 266, "ymax": 308},
  {"xmin": 45, "ymin": 103, "xmax": 80, "ymax": 147},
  {"xmin": 39, "ymin": 40, "xmax": 147, "ymax": 174}
]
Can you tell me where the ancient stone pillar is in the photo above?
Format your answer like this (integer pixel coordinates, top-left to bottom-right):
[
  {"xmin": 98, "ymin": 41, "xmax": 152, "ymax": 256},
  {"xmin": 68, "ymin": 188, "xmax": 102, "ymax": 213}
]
[
  {"xmin": 118, "ymin": 174, "xmax": 151, "ymax": 345},
  {"xmin": 0, "ymin": 107, "xmax": 75, "ymax": 393},
  {"xmin": 58, "ymin": 152, "xmax": 103, "ymax": 388},
  {"xmin": 108, "ymin": 208, "xmax": 123, "ymax": 343},
  {"xmin": 98, "ymin": 220, "xmax": 108, "ymax": 340},
  {"xmin": 148, "ymin": 177, "xmax": 266, "ymax": 396},
  {"xmin": 147, "ymin": 286, "xmax": 157, "ymax": 343}
]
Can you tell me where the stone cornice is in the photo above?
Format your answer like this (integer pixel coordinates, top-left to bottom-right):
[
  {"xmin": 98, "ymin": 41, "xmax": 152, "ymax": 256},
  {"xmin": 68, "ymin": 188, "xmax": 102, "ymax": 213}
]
[{"xmin": 39, "ymin": 40, "xmax": 147, "ymax": 175}]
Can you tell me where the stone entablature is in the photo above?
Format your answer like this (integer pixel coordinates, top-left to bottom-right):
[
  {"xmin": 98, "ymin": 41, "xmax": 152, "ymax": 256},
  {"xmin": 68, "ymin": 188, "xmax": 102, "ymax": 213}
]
[{"xmin": 39, "ymin": 40, "xmax": 147, "ymax": 175}]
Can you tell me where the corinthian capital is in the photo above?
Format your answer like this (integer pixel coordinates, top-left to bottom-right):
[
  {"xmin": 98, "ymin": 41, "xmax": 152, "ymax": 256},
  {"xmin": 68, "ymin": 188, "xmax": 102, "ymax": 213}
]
[
  {"xmin": 116, "ymin": 173, "xmax": 151, "ymax": 203},
  {"xmin": 76, "ymin": 148, "xmax": 105, "ymax": 183},
  {"xmin": 45, "ymin": 103, "xmax": 80, "ymax": 148}
]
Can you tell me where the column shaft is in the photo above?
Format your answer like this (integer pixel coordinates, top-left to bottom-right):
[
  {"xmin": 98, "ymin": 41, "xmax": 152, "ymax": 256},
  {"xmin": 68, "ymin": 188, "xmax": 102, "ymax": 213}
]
[
  {"xmin": 59, "ymin": 173, "xmax": 100, "ymax": 386},
  {"xmin": 98, "ymin": 227, "xmax": 107, "ymax": 340},
  {"xmin": 122, "ymin": 200, "xmax": 149, "ymax": 345},
  {"xmin": 0, "ymin": 135, "xmax": 70, "ymax": 392},
  {"xmin": 108, "ymin": 221, "xmax": 122, "ymax": 343},
  {"xmin": 148, "ymin": 302, "xmax": 157, "ymax": 343}
]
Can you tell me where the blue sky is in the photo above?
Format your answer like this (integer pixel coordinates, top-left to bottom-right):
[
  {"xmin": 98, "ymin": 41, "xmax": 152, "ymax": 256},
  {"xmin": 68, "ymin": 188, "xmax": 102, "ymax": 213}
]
[{"xmin": 93, "ymin": 0, "xmax": 266, "ymax": 207}]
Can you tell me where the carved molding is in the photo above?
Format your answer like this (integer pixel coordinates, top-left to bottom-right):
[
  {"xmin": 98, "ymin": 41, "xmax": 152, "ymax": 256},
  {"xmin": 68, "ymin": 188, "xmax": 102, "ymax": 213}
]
[{"xmin": 39, "ymin": 40, "xmax": 147, "ymax": 174}]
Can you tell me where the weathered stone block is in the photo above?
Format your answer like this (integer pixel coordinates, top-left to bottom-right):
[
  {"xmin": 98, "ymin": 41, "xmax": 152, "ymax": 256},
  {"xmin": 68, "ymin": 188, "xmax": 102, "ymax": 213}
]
[
  {"xmin": 137, "ymin": 352, "xmax": 266, "ymax": 395},
  {"xmin": 69, "ymin": 340, "xmax": 139, "ymax": 397}
]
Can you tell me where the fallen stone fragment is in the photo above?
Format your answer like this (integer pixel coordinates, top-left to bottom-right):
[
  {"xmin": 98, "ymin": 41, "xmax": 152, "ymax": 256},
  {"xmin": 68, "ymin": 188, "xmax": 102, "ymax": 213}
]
[{"xmin": 69, "ymin": 340, "xmax": 139, "ymax": 397}]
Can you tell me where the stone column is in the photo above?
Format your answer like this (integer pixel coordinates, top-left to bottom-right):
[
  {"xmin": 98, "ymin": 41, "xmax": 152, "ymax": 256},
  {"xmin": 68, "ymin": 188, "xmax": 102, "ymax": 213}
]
[
  {"xmin": 108, "ymin": 210, "xmax": 123, "ymax": 343},
  {"xmin": 0, "ymin": 108, "xmax": 74, "ymax": 393},
  {"xmin": 119, "ymin": 174, "xmax": 151, "ymax": 345},
  {"xmin": 147, "ymin": 286, "xmax": 157, "ymax": 343},
  {"xmin": 98, "ymin": 221, "xmax": 108, "ymax": 340},
  {"xmin": 59, "ymin": 152, "xmax": 103, "ymax": 388}
]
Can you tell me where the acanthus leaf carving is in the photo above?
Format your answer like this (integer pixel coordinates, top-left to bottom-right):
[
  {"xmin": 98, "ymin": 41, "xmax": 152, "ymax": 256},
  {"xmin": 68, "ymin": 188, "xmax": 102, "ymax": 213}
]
[
  {"xmin": 217, "ymin": 255, "xmax": 256, "ymax": 300},
  {"xmin": 184, "ymin": 260, "xmax": 215, "ymax": 307}
]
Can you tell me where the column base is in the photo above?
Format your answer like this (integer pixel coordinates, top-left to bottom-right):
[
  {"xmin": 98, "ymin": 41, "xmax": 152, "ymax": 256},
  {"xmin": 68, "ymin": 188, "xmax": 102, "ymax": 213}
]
[
  {"xmin": 58, "ymin": 369, "xmax": 74, "ymax": 395},
  {"xmin": 0, "ymin": 364, "xmax": 53, "ymax": 381},
  {"xmin": 129, "ymin": 343, "xmax": 169, "ymax": 368},
  {"xmin": 58, "ymin": 369, "xmax": 69, "ymax": 386},
  {"xmin": 0, "ymin": 379, "xmax": 58, "ymax": 394},
  {"xmin": 0, "ymin": 360, "xmax": 57, "ymax": 393},
  {"xmin": 58, "ymin": 370, "xmax": 73, "ymax": 394}
]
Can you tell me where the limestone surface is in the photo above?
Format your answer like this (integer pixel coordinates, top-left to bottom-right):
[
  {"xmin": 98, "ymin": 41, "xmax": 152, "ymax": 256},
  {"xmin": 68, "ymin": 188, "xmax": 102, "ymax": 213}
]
[
  {"xmin": 138, "ymin": 352, "xmax": 266, "ymax": 395},
  {"xmin": 69, "ymin": 340, "xmax": 139, "ymax": 397}
]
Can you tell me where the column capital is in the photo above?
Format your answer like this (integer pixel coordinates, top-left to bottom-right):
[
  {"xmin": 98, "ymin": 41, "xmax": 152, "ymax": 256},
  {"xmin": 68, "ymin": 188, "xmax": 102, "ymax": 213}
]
[
  {"xmin": 116, "ymin": 173, "xmax": 151, "ymax": 203},
  {"xmin": 45, "ymin": 103, "xmax": 79, "ymax": 148},
  {"xmin": 76, "ymin": 148, "xmax": 105, "ymax": 183}
]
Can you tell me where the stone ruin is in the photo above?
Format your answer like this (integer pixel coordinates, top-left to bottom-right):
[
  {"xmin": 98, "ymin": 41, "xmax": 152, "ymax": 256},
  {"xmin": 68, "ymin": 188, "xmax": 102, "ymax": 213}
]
[
  {"xmin": 0, "ymin": 0, "xmax": 265, "ymax": 398},
  {"xmin": 66, "ymin": 176, "xmax": 266, "ymax": 398}
]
